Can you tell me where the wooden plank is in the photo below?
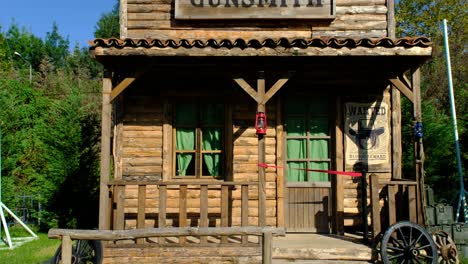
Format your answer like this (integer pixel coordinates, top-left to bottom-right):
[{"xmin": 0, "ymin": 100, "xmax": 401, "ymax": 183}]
[
  {"xmin": 335, "ymin": 96, "xmax": 344, "ymax": 235},
  {"xmin": 200, "ymin": 185, "xmax": 208, "ymax": 244},
  {"xmin": 62, "ymin": 235, "xmax": 72, "ymax": 264},
  {"xmin": 158, "ymin": 185, "xmax": 167, "ymax": 244},
  {"xmin": 276, "ymin": 98, "xmax": 284, "ymax": 228},
  {"xmin": 120, "ymin": 0, "xmax": 128, "ymax": 38},
  {"xmin": 387, "ymin": 185, "xmax": 396, "ymax": 226},
  {"xmin": 179, "ymin": 185, "xmax": 187, "ymax": 245},
  {"xmin": 241, "ymin": 185, "xmax": 249, "ymax": 244},
  {"xmin": 387, "ymin": 0, "xmax": 395, "ymax": 38},
  {"xmin": 262, "ymin": 232, "xmax": 273, "ymax": 264},
  {"xmin": 137, "ymin": 185, "xmax": 146, "ymax": 244},
  {"xmin": 392, "ymin": 87, "xmax": 402, "ymax": 179},
  {"xmin": 408, "ymin": 185, "xmax": 417, "ymax": 223},
  {"xmin": 389, "ymin": 78, "xmax": 414, "ymax": 104},
  {"xmin": 221, "ymin": 185, "xmax": 229, "ymax": 243},
  {"xmin": 370, "ymin": 174, "xmax": 381, "ymax": 241},
  {"xmin": 258, "ymin": 135, "xmax": 267, "ymax": 227},
  {"xmin": 99, "ymin": 75, "xmax": 112, "ymax": 230},
  {"xmin": 162, "ymin": 102, "xmax": 172, "ymax": 181},
  {"xmin": 115, "ymin": 186, "xmax": 125, "ymax": 231},
  {"xmin": 225, "ymin": 105, "xmax": 233, "ymax": 180}
]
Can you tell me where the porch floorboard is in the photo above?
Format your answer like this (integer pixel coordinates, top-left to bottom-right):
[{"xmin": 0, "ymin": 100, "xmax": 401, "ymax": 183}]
[{"xmin": 272, "ymin": 233, "xmax": 375, "ymax": 263}]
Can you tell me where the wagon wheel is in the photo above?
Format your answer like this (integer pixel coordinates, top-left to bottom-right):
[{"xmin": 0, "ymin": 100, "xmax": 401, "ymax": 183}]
[
  {"xmin": 53, "ymin": 240, "xmax": 103, "ymax": 264},
  {"xmin": 381, "ymin": 221, "xmax": 438, "ymax": 264},
  {"xmin": 432, "ymin": 230, "xmax": 459, "ymax": 264}
]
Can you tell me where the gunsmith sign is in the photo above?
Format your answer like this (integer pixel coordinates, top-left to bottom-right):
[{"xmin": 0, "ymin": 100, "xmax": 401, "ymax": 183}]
[{"xmin": 175, "ymin": 0, "xmax": 335, "ymax": 19}]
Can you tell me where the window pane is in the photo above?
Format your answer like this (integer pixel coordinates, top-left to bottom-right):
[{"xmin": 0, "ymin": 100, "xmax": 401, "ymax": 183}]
[
  {"xmin": 287, "ymin": 162, "xmax": 307, "ymax": 182},
  {"xmin": 286, "ymin": 118, "xmax": 306, "ymax": 136},
  {"xmin": 287, "ymin": 139, "xmax": 306, "ymax": 159},
  {"xmin": 309, "ymin": 118, "xmax": 329, "ymax": 136},
  {"xmin": 203, "ymin": 153, "xmax": 221, "ymax": 177},
  {"xmin": 176, "ymin": 153, "xmax": 194, "ymax": 176},
  {"xmin": 309, "ymin": 162, "xmax": 329, "ymax": 182},
  {"xmin": 202, "ymin": 128, "xmax": 222, "ymax": 150},
  {"xmin": 176, "ymin": 128, "xmax": 195, "ymax": 150},
  {"xmin": 310, "ymin": 139, "xmax": 328, "ymax": 159},
  {"xmin": 201, "ymin": 104, "xmax": 224, "ymax": 125},
  {"xmin": 175, "ymin": 104, "xmax": 197, "ymax": 126}
]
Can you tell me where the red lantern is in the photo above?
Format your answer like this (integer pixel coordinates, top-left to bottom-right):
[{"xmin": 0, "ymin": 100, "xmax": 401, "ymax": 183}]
[{"xmin": 255, "ymin": 112, "xmax": 267, "ymax": 135}]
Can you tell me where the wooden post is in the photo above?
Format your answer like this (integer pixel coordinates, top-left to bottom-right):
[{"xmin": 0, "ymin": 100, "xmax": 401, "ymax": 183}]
[
  {"xmin": 335, "ymin": 96, "xmax": 344, "ymax": 235},
  {"xmin": 61, "ymin": 235, "xmax": 72, "ymax": 264},
  {"xmin": 387, "ymin": 0, "xmax": 395, "ymax": 39},
  {"xmin": 262, "ymin": 231, "xmax": 273, "ymax": 264},
  {"xmin": 200, "ymin": 185, "xmax": 208, "ymax": 244},
  {"xmin": 158, "ymin": 185, "xmax": 167, "ymax": 245},
  {"xmin": 137, "ymin": 185, "xmax": 146, "ymax": 244},
  {"xmin": 179, "ymin": 185, "xmax": 187, "ymax": 245},
  {"xmin": 392, "ymin": 87, "xmax": 402, "ymax": 179},
  {"xmin": 412, "ymin": 68, "xmax": 424, "ymax": 225},
  {"xmin": 99, "ymin": 73, "xmax": 112, "ymax": 230},
  {"xmin": 370, "ymin": 174, "xmax": 381, "ymax": 242},
  {"xmin": 387, "ymin": 185, "xmax": 396, "ymax": 226},
  {"xmin": 361, "ymin": 169, "xmax": 368, "ymax": 243},
  {"xmin": 221, "ymin": 185, "xmax": 229, "ymax": 243},
  {"xmin": 258, "ymin": 72, "xmax": 267, "ymax": 227},
  {"xmin": 241, "ymin": 185, "xmax": 249, "ymax": 244},
  {"xmin": 276, "ymin": 98, "xmax": 284, "ymax": 228}
]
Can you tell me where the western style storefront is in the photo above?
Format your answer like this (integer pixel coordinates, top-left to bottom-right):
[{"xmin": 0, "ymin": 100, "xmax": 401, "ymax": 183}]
[{"xmin": 48, "ymin": 0, "xmax": 433, "ymax": 263}]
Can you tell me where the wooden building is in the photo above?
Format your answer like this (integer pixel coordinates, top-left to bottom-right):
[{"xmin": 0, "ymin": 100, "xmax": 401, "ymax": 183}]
[{"xmin": 87, "ymin": 0, "xmax": 432, "ymax": 262}]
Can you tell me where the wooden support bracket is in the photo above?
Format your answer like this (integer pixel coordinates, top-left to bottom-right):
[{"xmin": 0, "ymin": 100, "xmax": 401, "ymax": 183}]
[
  {"xmin": 110, "ymin": 72, "xmax": 144, "ymax": 102},
  {"xmin": 389, "ymin": 78, "xmax": 414, "ymax": 104}
]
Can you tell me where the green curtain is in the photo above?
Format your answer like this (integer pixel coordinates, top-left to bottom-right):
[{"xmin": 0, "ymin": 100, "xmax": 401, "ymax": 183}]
[
  {"xmin": 309, "ymin": 162, "xmax": 329, "ymax": 182},
  {"xmin": 202, "ymin": 128, "xmax": 221, "ymax": 176},
  {"xmin": 176, "ymin": 128, "xmax": 195, "ymax": 176},
  {"xmin": 287, "ymin": 162, "xmax": 307, "ymax": 182}
]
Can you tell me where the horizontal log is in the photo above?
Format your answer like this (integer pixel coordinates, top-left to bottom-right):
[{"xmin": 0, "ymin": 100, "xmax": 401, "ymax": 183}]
[
  {"xmin": 233, "ymin": 146, "xmax": 275, "ymax": 155},
  {"xmin": 94, "ymin": 46, "xmax": 432, "ymax": 58},
  {"xmin": 126, "ymin": 29, "xmax": 311, "ymax": 40},
  {"xmin": 122, "ymin": 148, "xmax": 162, "ymax": 157},
  {"xmin": 312, "ymin": 29, "xmax": 387, "ymax": 38},
  {"xmin": 123, "ymin": 165, "xmax": 162, "ymax": 174},
  {"xmin": 123, "ymin": 125, "xmax": 162, "ymax": 131},
  {"xmin": 336, "ymin": 0, "xmax": 386, "ymax": 5},
  {"xmin": 48, "ymin": 227, "xmax": 286, "ymax": 240},
  {"xmin": 123, "ymin": 130, "xmax": 163, "ymax": 138},
  {"xmin": 234, "ymin": 137, "xmax": 276, "ymax": 146},
  {"xmin": 336, "ymin": 6, "xmax": 387, "ymax": 14},
  {"xmin": 104, "ymin": 246, "xmax": 261, "ymax": 258},
  {"xmin": 127, "ymin": 4, "xmax": 172, "ymax": 13},
  {"xmin": 123, "ymin": 157, "xmax": 163, "ymax": 166}
]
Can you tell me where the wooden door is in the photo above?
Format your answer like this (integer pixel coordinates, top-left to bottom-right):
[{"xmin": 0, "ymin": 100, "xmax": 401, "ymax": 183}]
[{"xmin": 284, "ymin": 96, "xmax": 332, "ymax": 233}]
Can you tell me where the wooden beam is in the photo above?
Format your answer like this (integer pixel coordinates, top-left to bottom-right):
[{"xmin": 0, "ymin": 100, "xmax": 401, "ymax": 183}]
[
  {"xmin": 234, "ymin": 78, "xmax": 259, "ymax": 102},
  {"xmin": 334, "ymin": 96, "xmax": 345, "ymax": 235},
  {"xmin": 99, "ymin": 74, "xmax": 112, "ymax": 230},
  {"xmin": 110, "ymin": 76, "xmax": 139, "ymax": 102},
  {"xmin": 276, "ymin": 98, "xmax": 284, "ymax": 228},
  {"xmin": 389, "ymin": 78, "xmax": 414, "ymax": 104},
  {"xmin": 387, "ymin": 0, "xmax": 395, "ymax": 38},
  {"xmin": 49, "ymin": 227, "xmax": 287, "ymax": 240},
  {"xmin": 262, "ymin": 78, "xmax": 289, "ymax": 105},
  {"xmin": 62, "ymin": 235, "xmax": 72, "ymax": 264},
  {"xmin": 392, "ymin": 86, "xmax": 402, "ymax": 179},
  {"xmin": 370, "ymin": 174, "xmax": 381, "ymax": 242}
]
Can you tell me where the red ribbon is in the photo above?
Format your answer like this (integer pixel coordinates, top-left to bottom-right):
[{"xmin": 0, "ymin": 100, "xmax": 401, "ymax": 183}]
[{"xmin": 258, "ymin": 163, "xmax": 362, "ymax": 177}]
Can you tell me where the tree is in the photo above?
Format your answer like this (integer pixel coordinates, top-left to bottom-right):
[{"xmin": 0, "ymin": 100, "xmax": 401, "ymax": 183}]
[
  {"xmin": 396, "ymin": 0, "xmax": 467, "ymax": 202},
  {"xmin": 94, "ymin": 1, "xmax": 120, "ymax": 38}
]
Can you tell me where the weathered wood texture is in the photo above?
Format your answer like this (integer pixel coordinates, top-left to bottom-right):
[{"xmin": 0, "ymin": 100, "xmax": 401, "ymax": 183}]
[{"xmin": 123, "ymin": 0, "xmax": 389, "ymax": 39}]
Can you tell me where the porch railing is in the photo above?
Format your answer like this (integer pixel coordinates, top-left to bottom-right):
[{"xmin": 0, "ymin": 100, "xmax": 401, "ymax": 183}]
[
  {"xmin": 370, "ymin": 174, "xmax": 421, "ymax": 241},
  {"xmin": 107, "ymin": 180, "xmax": 262, "ymax": 245}
]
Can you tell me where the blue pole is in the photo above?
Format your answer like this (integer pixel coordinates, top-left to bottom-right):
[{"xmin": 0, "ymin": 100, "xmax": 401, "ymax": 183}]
[{"xmin": 443, "ymin": 19, "xmax": 466, "ymax": 222}]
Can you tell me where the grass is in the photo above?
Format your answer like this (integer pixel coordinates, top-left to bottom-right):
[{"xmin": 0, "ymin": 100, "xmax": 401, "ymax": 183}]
[{"xmin": 0, "ymin": 226, "xmax": 61, "ymax": 264}]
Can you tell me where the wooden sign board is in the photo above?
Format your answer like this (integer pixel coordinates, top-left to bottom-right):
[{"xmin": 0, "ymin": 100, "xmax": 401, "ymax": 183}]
[{"xmin": 175, "ymin": 0, "xmax": 335, "ymax": 20}]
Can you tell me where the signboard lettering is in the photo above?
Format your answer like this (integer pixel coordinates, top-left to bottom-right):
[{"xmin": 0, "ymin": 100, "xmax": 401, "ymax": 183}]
[{"xmin": 175, "ymin": 0, "xmax": 335, "ymax": 19}]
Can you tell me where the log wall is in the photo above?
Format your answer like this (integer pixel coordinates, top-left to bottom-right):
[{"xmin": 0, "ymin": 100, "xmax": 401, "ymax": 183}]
[{"xmin": 121, "ymin": 0, "xmax": 389, "ymax": 39}]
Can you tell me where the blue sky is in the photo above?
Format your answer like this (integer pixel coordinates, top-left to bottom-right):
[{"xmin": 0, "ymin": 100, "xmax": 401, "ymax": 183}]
[{"xmin": 0, "ymin": 1, "xmax": 115, "ymax": 48}]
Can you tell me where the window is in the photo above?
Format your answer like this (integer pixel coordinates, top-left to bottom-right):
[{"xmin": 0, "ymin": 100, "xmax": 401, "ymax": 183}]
[
  {"xmin": 173, "ymin": 103, "xmax": 224, "ymax": 179},
  {"xmin": 285, "ymin": 97, "xmax": 331, "ymax": 182}
]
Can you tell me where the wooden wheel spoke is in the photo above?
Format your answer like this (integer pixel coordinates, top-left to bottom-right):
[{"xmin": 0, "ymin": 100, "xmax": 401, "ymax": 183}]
[
  {"xmin": 388, "ymin": 253, "xmax": 405, "ymax": 260},
  {"xmin": 387, "ymin": 245, "xmax": 405, "ymax": 252},
  {"xmin": 398, "ymin": 227, "xmax": 410, "ymax": 247},
  {"xmin": 411, "ymin": 233, "xmax": 424, "ymax": 248}
]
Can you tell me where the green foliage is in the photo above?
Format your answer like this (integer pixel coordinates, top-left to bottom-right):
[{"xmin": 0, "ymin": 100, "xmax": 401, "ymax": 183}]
[
  {"xmin": 396, "ymin": 0, "xmax": 467, "ymax": 203},
  {"xmin": 94, "ymin": 1, "xmax": 120, "ymax": 38},
  {"xmin": 0, "ymin": 232, "xmax": 60, "ymax": 264},
  {"xmin": 0, "ymin": 21, "xmax": 102, "ymax": 229}
]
